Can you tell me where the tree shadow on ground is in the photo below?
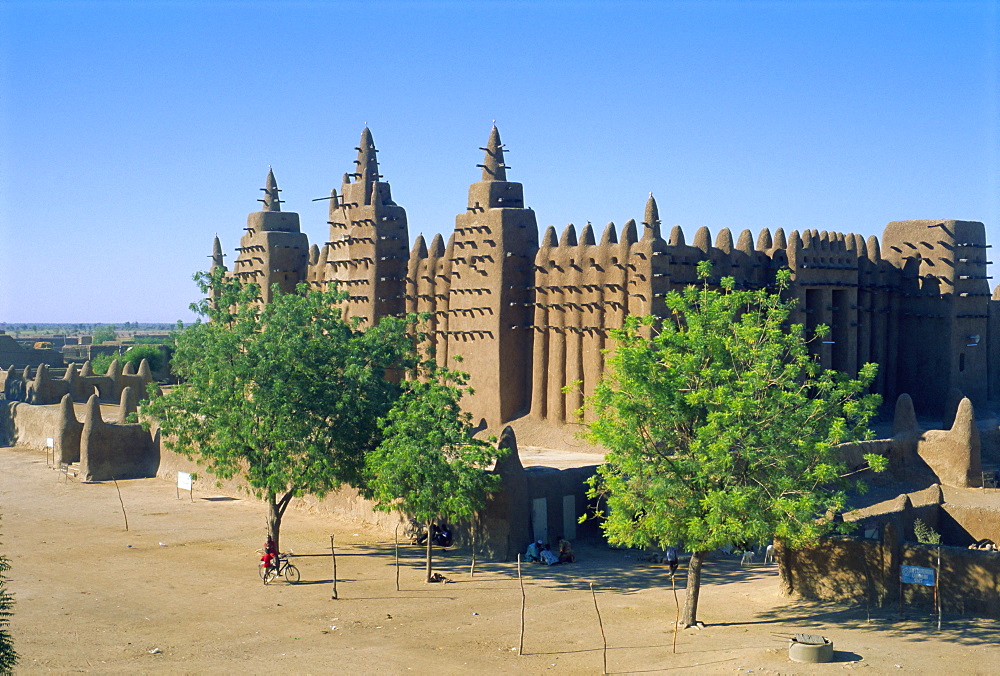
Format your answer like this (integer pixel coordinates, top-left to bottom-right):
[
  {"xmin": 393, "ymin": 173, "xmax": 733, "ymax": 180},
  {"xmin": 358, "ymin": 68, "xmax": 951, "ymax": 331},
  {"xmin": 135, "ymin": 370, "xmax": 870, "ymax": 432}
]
[
  {"xmin": 311, "ymin": 539, "xmax": 782, "ymax": 596},
  {"xmin": 748, "ymin": 597, "xmax": 1000, "ymax": 648}
]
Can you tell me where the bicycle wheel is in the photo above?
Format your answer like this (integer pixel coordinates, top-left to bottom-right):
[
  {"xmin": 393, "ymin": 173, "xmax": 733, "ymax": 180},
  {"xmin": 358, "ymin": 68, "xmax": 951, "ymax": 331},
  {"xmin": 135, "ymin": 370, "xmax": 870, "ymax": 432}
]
[
  {"xmin": 258, "ymin": 563, "xmax": 268, "ymax": 580},
  {"xmin": 283, "ymin": 564, "xmax": 300, "ymax": 584}
]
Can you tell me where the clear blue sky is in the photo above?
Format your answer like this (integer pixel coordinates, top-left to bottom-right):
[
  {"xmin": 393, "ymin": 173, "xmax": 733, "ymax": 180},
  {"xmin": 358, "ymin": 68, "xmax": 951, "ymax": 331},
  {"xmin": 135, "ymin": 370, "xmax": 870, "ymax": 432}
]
[{"xmin": 2, "ymin": 0, "xmax": 997, "ymax": 323}]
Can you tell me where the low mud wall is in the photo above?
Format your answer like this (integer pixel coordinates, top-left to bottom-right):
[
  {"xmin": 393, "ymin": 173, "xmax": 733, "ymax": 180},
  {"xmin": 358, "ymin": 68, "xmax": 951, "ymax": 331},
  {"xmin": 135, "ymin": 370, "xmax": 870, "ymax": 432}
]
[
  {"xmin": 783, "ymin": 534, "xmax": 1000, "ymax": 618},
  {"xmin": 3, "ymin": 401, "xmax": 62, "ymax": 451}
]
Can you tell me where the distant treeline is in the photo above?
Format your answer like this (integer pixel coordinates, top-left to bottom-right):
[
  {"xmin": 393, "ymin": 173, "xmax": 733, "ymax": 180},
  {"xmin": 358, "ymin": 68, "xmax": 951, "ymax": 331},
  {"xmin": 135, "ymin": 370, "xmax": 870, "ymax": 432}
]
[{"xmin": 1, "ymin": 321, "xmax": 186, "ymax": 336}]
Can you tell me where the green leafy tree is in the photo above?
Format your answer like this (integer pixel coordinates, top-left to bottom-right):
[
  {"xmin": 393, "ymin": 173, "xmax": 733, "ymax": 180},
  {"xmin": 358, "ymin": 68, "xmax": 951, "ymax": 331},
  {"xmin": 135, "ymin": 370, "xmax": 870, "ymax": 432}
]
[
  {"xmin": 91, "ymin": 344, "xmax": 166, "ymax": 376},
  {"xmin": 586, "ymin": 262, "xmax": 883, "ymax": 627},
  {"xmin": 365, "ymin": 365, "xmax": 504, "ymax": 582},
  {"xmin": 92, "ymin": 325, "xmax": 117, "ymax": 343},
  {"xmin": 0, "ymin": 527, "xmax": 16, "ymax": 673},
  {"xmin": 144, "ymin": 270, "xmax": 414, "ymax": 551}
]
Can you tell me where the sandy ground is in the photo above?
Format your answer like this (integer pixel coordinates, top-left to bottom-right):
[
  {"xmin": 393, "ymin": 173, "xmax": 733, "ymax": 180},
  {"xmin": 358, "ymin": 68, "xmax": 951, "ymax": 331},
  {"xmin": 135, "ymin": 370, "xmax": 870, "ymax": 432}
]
[{"xmin": 2, "ymin": 445, "xmax": 999, "ymax": 674}]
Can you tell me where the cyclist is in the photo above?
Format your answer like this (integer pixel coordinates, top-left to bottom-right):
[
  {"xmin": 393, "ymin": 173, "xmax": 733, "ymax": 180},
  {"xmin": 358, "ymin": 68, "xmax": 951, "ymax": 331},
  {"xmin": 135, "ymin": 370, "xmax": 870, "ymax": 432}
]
[{"xmin": 261, "ymin": 535, "xmax": 279, "ymax": 576}]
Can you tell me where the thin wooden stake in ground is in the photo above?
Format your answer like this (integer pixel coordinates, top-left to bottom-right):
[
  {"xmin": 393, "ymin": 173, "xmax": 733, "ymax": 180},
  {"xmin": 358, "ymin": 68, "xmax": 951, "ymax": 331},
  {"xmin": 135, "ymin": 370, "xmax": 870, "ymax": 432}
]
[
  {"xmin": 330, "ymin": 534, "xmax": 338, "ymax": 600},
  {"xmin": 590, "ymin": 582, "xmax": 607, "ymax": 675},
  {"xmin": 517, "ymin": 554, "xmax": 525, "ymax": 656},
  {"xmin": 394, "ymin": 523, "xmax": 400, "ymax": 592},
  {"xmin": 470, "ymin": 529, "xmax": 476, "ymax": 578},
  {"xmin": 934, "ymin": 545, "xmax": 944, "ymax": 632},
  {"xmin": 671, "ymin": 574, "xmax": 680, "ymax": 654},
  {"xmin": 110, "ymin": 476, "xmax": 128, "ymax": 532}
]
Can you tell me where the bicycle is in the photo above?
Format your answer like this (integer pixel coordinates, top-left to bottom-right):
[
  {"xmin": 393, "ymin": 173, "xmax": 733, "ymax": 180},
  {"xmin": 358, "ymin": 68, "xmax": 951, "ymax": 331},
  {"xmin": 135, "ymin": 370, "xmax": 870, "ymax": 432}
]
[{"xmin": 259, "ymin": 553, "xmax": 300, "ymax": 584}]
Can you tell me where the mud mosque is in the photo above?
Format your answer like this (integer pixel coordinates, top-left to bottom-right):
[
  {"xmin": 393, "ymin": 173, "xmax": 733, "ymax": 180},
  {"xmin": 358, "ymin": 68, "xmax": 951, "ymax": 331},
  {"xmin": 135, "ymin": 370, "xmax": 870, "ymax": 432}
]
[
  {"xmin": 6, "ymin": 125, "xmax": 1000, "ymax": 603},
  {"xmin": 215, "ymin": 126, "xmax": 999, "ymax": 430}
]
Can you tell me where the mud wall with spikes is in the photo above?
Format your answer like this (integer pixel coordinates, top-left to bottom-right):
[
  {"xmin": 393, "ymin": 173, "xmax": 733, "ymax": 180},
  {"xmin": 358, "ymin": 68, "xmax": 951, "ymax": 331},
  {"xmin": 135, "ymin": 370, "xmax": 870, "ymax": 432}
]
[
  {"xmin": 522, "ymin": 218, "xmax": 995, "ymax": 424},
  {"xmin": 1, "ymin": 393, "xmax": 157, "ymax": 479},
  {"xmin": 7, "ymin": 360, "xmax": 156, "ymax": 407}
]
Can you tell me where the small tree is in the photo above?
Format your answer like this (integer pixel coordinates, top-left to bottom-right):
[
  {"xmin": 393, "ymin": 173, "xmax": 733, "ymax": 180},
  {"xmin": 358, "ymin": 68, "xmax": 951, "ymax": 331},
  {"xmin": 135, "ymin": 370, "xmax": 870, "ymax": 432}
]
[
  {"xmin": 913, "ymin": 518, "xmax": 942, "ymax": 545},
  {"xmin": 0, "ymin": 527, "xmax": 17, "ymax": 674},
  {"xmin": 92, "ymin": 325, "xmax": 117, "ymax": 343},
  {"xmin": 365, "ymin": 366, "xmax": 505, "ymax": 582},
  {"xmin": 91, "ymin": 344, "xmax": 165, "ymax": 376},
  {"xmin": 144, "ymin": 270, "xmax": 414, "ymax": 551},
  {"xmin": 586, "ymin": 263, "xmax": 884, "ymax": 627}
]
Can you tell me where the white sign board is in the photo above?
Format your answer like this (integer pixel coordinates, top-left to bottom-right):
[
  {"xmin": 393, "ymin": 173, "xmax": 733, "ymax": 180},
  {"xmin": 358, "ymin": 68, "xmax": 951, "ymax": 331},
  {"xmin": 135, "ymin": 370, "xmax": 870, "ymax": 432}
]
[
  {"xmin": 177, "ymin": 471, "xmax": 193, "ymax": 492},
  {"xmin": 901, "ymin": 564, "xmax": 935, "ymax": 587},
  {"xmin": 46, "ymin": 437, "xmax": 54, "ymax": 448}
]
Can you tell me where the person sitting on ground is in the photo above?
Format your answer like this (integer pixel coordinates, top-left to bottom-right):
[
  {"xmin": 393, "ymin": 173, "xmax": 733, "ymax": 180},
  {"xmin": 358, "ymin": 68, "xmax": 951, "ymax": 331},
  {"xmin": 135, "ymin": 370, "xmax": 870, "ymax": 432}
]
[
  {"xmin": 525, "ymin": 540, "xmax": 543, "ymax": 562},
  {"xmin": 557, "ymin": 536, "xmax": 576, "ymax": 563},
  {"xmin": 540, "ymin": 543, "xmax": 560, "ymax": 566}
]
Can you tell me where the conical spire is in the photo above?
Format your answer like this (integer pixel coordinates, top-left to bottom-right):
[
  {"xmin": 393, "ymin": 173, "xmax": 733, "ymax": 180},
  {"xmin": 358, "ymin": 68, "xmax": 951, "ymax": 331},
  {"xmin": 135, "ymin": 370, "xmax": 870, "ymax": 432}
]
[
  {"xmin": 866, "ymin": 235, "xmax": 881, "ymax": 262},
  {"xmin": 260, "ymin": 168, "xmax": 281, "ymax": 212},
  {"xmin": 715, "ymin": 228, "xmax": 734, "ymax": 253},
  {"xmin": 756, "ymin": 228, "xmax": 772, "ymax": 251},
  {"xmin": 210, "ymin": 235, "xmax": 225, "ymax": 271},
  {"xmin": 540, "ymin": 225, "xmax": 558, "ymax": 249},
  {"xmin": 479, "ymin": 125, "xmax": 507, "ymax": 181},
  {"xmin": 559, "ymin": 223, "xmax": 578, "ymax": 247},
  {"xmin": 736, "ymin": 229, "xmax": 754, "ymax": 255},
  {"xmin": 693, "ymin": 226, "xmax": 711, "ymax": 253},
  {"xmin": 355, "ymin": 127, "xmax": 380, "ymax": 205},
  {"xmin": 643, "ymin": 193, "xmax": 660, "ymax": 228},
  {"xmin": 600, "ymin": 222, "xmax": 618, "ymax": 245},
  {"xmin": 429, "ymin": 233, "xmax": 446, "ymax": 257},
  {"xmin": 620, "ymin": 219, "xmax": 638, "ymax": 245},
  {"xmin": 411, "ymin": 234, "xmax": 428, "ymax": 259},
  {"xmin": 773, "ymin": 228, "xmax": 787, "ymax": 249},
  {"xmin": 579, "ymin": 222, "xmax": 596, "ymax": 246}
]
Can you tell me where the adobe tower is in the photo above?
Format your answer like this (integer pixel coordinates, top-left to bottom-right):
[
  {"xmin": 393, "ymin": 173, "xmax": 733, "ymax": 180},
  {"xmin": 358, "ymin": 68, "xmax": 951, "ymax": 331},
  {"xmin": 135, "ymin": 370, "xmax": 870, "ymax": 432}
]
[
  {"xmin": 319, "ymin": 128, "xmax": 409, "ymax": 326},
  {"xmin": 442, "ymin": 126, "xmax": 538, "ymax": 427},
  {"xmin": 231, "ymin": 169, "xmax": 309, "ymax": 304}
]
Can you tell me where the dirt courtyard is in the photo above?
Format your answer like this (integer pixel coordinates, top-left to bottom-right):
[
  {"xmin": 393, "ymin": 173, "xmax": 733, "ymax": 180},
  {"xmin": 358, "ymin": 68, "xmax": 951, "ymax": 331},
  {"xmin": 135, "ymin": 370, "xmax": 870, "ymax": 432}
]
[{"xmin": 2, "ymin": 446, "xmax": 998, "ymax": 674}]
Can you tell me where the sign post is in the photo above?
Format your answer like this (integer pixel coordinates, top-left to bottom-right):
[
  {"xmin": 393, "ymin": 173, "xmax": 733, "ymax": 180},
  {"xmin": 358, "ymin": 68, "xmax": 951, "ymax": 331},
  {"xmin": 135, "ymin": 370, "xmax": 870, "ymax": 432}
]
[
  {"xmin": 900, "ymin": 564, "xmax": 936, "ymax": 621},
  {"xmin": 177, "ymin": 471, "xmax": 193, "ymax": 501}
]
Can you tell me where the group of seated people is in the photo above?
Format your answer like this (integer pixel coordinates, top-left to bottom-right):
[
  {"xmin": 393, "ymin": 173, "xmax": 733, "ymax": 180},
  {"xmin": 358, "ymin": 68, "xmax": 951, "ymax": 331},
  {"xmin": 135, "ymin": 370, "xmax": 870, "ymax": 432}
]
[{"xmin": 525, "ymin": 536, "xmax": 575, "ymax": 565}]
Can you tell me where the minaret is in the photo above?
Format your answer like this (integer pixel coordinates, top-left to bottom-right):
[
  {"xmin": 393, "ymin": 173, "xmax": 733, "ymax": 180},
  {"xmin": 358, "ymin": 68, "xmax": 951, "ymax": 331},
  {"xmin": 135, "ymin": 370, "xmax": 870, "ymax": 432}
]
[
  {"xmin": 322, "ymin": 127, "xmax": 409, "ymax": 326},
  {"xmin": 261, "ymin": 168, "xmax": 282, "ymax": 211},
  {"xmin": 209, "ymin": 235, "xmax": 226, "ymax": 273},
  {"xmin": 446, "ymin": 126, "xmax": 538, "ymax": 428},
  {"xmin": 642, "ymin": 193, "xmax": 659, "ymax": 231},
  {"xmin": 231, "ymin": 169, "xmax": 309, "ymax": 304}
]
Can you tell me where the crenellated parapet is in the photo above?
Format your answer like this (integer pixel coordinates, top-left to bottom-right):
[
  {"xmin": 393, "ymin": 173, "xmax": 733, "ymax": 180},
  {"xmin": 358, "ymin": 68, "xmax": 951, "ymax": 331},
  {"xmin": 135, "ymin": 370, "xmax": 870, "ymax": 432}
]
[{"xmin": 5, "ymin": 359, "xmax": 156, "ymax": 406}]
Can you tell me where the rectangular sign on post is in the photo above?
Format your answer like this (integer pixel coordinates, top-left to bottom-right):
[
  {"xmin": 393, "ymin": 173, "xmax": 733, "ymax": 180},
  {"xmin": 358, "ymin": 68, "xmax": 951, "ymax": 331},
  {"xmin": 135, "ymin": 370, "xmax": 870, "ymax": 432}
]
[
  {"xmin": 177, "ymin": 471, "xmax": 193, "ymax": 501},
  {"xmin": 901, "ymin": 564, "xmax": 935, "ymax": 587}
]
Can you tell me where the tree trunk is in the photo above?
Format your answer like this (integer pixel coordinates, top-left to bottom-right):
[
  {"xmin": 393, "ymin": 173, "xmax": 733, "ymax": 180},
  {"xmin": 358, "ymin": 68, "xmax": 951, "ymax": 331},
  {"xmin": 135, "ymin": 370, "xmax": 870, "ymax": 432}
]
[
  {"xmin": 680, "ymin": 550, "xmax": 707, "ymax": 628},
  {"xmin": 267, "ymin": 496, "xmax": 282, "ymax": 553},
  {"xmin": 776, "ymin": 538, "xmax": 794, "ymax": 596},
  {"xmin": 266, "ymin": 490, "xmax": 294, "ymax": 553},
  {"xmin": 425, "ymin": 521, "xmax": 434, "ymax": 583}
]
